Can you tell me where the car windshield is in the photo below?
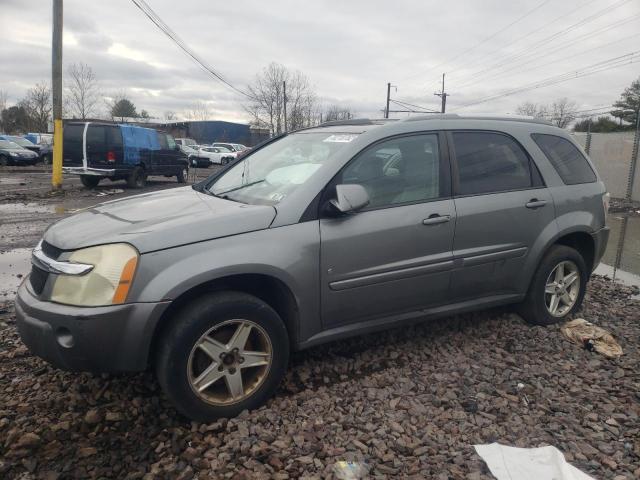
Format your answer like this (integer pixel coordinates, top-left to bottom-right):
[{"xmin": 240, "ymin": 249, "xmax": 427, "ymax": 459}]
[
  {"xmin": 9, "ymin": 137, "xmax": 34, "ymax": 147},
  {"xmin": 207, "ymin": 132, "xmax": 359, "ymax": 205},
  {"xmin": 0, "ymin": 140, "xmax": 22, "ymax": 149}
]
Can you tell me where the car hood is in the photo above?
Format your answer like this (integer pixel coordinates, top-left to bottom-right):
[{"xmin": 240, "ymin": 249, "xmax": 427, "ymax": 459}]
[
  {"xmin": 3, "ymin": 148, "xmax": 35, "ymax": 155},
  {"xmin": 44, "ymin": 186, "xmax": 277, "ymax": 253}
]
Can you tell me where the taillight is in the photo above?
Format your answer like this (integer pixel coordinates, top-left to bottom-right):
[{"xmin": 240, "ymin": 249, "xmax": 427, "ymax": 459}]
[
  {"xmin": 603, "ymin": 192, "xmax": 610, "ymax": 224},
  {"xmin": 107, "ymin": 151, "xmax": 116, "ymax": 162}
]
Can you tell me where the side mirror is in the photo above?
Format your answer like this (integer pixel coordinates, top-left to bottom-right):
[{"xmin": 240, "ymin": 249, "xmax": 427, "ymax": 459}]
[{"xmin": 326, "ymin": 184, "xmax": 370, "ymax": 215}]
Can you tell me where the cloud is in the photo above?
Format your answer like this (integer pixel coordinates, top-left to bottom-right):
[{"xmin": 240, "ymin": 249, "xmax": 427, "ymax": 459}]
[{"xmin": 1, "ymin": 0, "xmax": 638, "ymax": 121}]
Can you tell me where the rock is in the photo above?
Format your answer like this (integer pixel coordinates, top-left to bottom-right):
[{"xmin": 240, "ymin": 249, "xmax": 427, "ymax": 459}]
[
  {"xmin": 77, "ymin": 447, "xmax": 97, "ymax": 458},
  {"xmin": 16, "ymin": 433, "xmax": 41, "ymax": 449},
  {"xmin": 105, "ymin": 411, "xmax": 123, "ymax": 422},
  {"xmin": 84, "ymin": 409, "xmax": 101, "ymax": 425}
]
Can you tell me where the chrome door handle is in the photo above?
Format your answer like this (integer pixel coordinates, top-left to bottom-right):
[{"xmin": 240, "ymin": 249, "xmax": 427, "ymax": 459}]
[
  {"xmin": 526, "ymin": 199, "xmax": 547, "ymax": 209},
  {"xmin": 422, "ymin": 214, "xmax": 451, "ymax": 225}
]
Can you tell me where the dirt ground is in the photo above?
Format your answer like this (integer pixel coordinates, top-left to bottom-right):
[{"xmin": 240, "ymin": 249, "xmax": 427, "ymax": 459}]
[{"xmin": 0, "ymin": 166, "xmax": 639, "ymax": 479}]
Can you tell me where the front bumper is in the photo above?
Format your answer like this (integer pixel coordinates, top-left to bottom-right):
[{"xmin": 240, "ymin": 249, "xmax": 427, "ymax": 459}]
[
  {"xmin": 591, "ymin": 226, "xmax": 610, "ymax": 272},
  {"xmin": 15, "ymin": 280, "xmax": 170, "ymax": 372}
]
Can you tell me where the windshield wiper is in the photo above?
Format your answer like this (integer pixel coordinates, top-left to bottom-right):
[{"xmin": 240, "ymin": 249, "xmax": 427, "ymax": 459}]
[{"xmin": 216, "ymin": 179, "xmax": 265, "ymax": 196}]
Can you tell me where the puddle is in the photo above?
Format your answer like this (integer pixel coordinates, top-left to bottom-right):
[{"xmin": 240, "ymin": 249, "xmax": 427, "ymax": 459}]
[
  {"xmin": 0, "ymin": 202, "xmax": 67, "ymax": 215},
  {"xmin": 0, "ymin": 248, "xmax": 32, "ymax": 299},
  {"xmin": 0, "ymin": 177, "xmax": 27, "ymax": 185}
]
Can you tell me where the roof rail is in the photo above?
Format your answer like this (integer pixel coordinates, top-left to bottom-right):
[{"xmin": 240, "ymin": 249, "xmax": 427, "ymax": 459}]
[
  {"xmin": 402, "ymin": 113, "xmax": 552, "ymax": 125},
  {"xmin": 318, "ymin": 118, "xmax": 394, "ymax": 127}
]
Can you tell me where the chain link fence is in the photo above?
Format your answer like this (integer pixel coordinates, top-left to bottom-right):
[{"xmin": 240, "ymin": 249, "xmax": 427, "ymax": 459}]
[{"xmin": 573, "ymin": 128, "xmax": 640, "ymax": 201}]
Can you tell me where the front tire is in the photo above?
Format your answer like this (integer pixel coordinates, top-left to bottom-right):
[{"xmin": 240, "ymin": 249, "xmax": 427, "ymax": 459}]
[
  {"xmin": 155, "ymin": 292, "xmax": 289, "ymax": 421},
  {"xmin": 0, "ymin": 155, "xmax": 10, "ymax": 167},
  {"xmin": 177, "ymin": 166, "xmax": 188, "ymax": 183},
  {"xmin": 519, "ymin": 245, "xmax": 587, "ymax": 326}
]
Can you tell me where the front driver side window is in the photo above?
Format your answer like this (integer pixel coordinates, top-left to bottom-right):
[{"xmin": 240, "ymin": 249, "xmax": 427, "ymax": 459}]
[{"xmin": 338, "ymin": 134, "xmax": 442, "ymax": 209}]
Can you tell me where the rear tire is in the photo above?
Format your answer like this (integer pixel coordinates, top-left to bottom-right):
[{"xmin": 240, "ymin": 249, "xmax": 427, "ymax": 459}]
[
  {"xmin": 0, "ymin": 155, "xmax": 9, "ymax": 167},
  {"xmin": 42, "ymin": 155, "xmax": 51, "ymax": 165},
  {"xmin": 518, "ymin": 245, "xmax": 588, "ymax": 326},
  {"xmin": 127, "ymin": 166, "xmax": 147, "ymax": 188},
  {"xmin": 80, "ymin": 175, "xmax": 101, "ymax": 188},
  {"xmin": 155, "ymin": 292, "xmax": 289, "ymax": 422}
]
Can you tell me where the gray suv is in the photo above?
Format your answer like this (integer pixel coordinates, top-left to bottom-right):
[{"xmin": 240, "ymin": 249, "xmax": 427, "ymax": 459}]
[{"xmin": 16, "ymin": 115, "xmax": 609, "ymax": 421}]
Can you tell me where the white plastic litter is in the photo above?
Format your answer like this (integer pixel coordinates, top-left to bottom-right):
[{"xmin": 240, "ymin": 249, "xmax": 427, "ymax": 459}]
[{"xmin": 474, "ymin": 443, "xmax": 594, "ymax": 480}]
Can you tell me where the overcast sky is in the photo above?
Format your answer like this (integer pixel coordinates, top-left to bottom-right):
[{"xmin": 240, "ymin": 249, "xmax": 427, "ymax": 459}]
[{"xmin": 1, "ymin": 0, "xmax": 638, "ymax": 123}]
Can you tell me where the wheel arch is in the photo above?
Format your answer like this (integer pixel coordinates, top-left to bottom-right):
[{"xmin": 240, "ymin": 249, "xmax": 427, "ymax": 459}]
[{"xmin": 148, "ymin": 273, "xmax": 300, "ymax": 367}]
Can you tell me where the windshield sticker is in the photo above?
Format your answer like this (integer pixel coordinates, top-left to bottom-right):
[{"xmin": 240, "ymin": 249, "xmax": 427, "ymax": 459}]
[{"xmin": 323, "ymin": 134, "xmax": 358, "ymax": 143}]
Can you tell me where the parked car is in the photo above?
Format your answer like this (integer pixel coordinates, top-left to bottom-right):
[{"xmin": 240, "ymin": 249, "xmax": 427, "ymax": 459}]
[
  {"xmin": 197, "ymin": 145, "xmax": 236, "ymax": 165},
  {"xmin": 24, "ymin": 133, "xmax": 54, "ymax": 164},
  {"xmin": 16, "ymin": 115, "xmax": 609, "ymax": 421},
  {"xmin": 212, "ymin": 142, "xmax": 247, "ymax": 152},
  {"xmin": 0, "ymin": 139, "xmax": 39, "ymax": 166},
  {"xmin": 175, "ymin": 138, "xmax": 198, "ymax": 148},
  {"xmin": 179, "ymin": 144, "xmax": 210, "ymax": 168},
  {"xmin": 0, "ymin": 135, "xmax": 41, "ymax": 157},
  {"xmin": 61, "ymin": 122, "xmax": 189, "ymax": 188}
]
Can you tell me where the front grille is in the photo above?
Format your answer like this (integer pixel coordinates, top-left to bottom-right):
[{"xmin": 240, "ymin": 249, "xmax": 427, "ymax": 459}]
[
  {"xmin": 30, "ymin": 265, "xmax": 49, "ymax": 295},
  {"xmin": 42, "ymin": 240, "xmax": 63, "ymax": 259}
]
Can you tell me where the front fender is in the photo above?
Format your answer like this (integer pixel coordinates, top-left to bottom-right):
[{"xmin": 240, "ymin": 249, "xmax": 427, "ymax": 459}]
[{"xmin": 129, "ymin": 222, "xmax": 321, "ymax": 343}]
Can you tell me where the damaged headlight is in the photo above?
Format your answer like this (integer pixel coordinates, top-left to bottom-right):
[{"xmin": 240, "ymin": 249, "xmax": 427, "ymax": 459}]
[{"xmin": 50, "ymin": 243, "xmax": 138, "ymax": 306}]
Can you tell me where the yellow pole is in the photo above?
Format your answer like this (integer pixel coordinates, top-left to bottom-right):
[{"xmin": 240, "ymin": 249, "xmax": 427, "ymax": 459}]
[
  {"xmin": 52, "ymin": 119, "xmax": 63, "ymax": 189},
  {"xmin": 51, "ymin": 0, "xmax": 63, "ymax": 191}
]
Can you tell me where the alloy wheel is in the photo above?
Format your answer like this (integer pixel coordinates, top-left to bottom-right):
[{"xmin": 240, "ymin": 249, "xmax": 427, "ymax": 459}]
[
  {"xmin": 544, "ymin": 260, "xmax": 580, "ymax": 317},
  {"xmin": 187, "ymin": 319, "xmax": 272, "ymax": 405}
]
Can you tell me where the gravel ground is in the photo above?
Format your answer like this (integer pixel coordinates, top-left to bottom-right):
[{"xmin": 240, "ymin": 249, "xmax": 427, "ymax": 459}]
[{"xmin": 0, "ymin": 276, "xmax": 638, "ymax": 479}]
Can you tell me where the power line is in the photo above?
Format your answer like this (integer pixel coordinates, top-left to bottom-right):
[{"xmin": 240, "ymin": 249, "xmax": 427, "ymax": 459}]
[
  {"xmin": 443, "ymin": 0, "xmax": 601, "ymax": 78},
  {"xmin": 454, "ymin": 11, "xmax": 640, "ymax": 89},
  {"xmin": 450, "ymin": 0, "xmax": 635, "ymax": 87},
  {"xmin": 399, "ymin": 0, "xmax": 553, "ymax": 83},
  {"xmin": 456, "ymin": 51, "xmax": 640, "ymax": 109},
  {"xmin": 455, "ymin": 30, "xmax": 640, "ymax": 90},
  {"xmin": 390, "ymin": 99, "xmax": 439, "ymax": 113},
  {"xmin": 130, "ymin": 0, "xmax": 255, "ymax": 100}
]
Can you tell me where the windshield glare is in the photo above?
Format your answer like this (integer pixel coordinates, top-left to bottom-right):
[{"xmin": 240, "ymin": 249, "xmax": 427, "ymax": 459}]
[
  {"xmin": 0, "ymin": 140, "xmax": 22, "ymax": 149},
  {"xmin": 10, "ymin": 137, "xmax": 33, "ymax": 146},
  {"xmin": 208, "ymin": 132, "xmax": 358, "ymax": 205}
]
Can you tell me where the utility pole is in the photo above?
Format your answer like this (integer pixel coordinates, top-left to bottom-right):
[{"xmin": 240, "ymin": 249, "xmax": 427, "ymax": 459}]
[
  {"xmin": 385, "ymin": 82, "xmax": 391, "ymax": 119},
  {"xmin": 51, "ymin": 0, "xmax": 63, "ymax": 191},
  {"xmin": 434, "ymin": 73, "xmax": 449, "ymax": 113},
  {"xmin": 282, "ymin": 81, "xmax": 287, "ymax": 133}
]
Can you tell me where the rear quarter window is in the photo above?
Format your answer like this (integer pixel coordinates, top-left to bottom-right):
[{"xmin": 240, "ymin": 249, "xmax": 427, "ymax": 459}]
[{"xmin": 531, "ymin": 134, "xmax": 596, "ymax": 185}]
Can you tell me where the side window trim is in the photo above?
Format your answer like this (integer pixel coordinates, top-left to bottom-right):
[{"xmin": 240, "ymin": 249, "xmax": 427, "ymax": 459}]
[
  {"xmin": 447, "ymin": 129, "xmax": 546, "ymax": 198},
  {"xmin": 318, "ymin": 130, "xmax": 452, "ymax": 216}
]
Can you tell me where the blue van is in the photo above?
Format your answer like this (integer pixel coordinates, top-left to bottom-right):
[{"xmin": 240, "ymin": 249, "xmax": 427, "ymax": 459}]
[{"xmin": 62, "ymin": 122, "xmax": 189, "ymax": 188}]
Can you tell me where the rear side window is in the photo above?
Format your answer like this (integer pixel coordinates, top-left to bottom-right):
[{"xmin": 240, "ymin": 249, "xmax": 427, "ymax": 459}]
[
  {"xmin": 106, "ymin": 126, "xmax": 123, "ymax": 149},
  {"xmin": 86, "ymin": 125, "xmax": 106, "ymax": 149},
  {"xmin": 531, "ymin": 134, "xmax": 596, "ymax": 185},
  {"xmin": 63, "ymin": 124, "xmax": 84, "ymax": 159},
  {"xmin": 452, "ymin": 132, "xmax": 533, "ymax": 195}
]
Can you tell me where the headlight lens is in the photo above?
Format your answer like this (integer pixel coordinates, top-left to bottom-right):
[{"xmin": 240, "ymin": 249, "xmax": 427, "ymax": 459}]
[
  {"xmin": 50, "ymin": 243, "xmax": 138, "ymax": 306},
  {"xmin": 10, "ymin": 151, "xmax": 18, "ymax": 156}
]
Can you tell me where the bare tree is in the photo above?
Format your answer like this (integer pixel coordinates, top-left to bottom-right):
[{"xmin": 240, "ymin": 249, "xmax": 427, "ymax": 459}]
[
  {"xmin": 323, "ymin": 104, "xmax": 355, "ymax": 122},
  {"xmin": 550, "ymin": 97, "xmax": 578, "ymax": 128},
  {"xmin": 515, "ymin": 101, "xmax": 547, "ymax": 118},
  {"xmin": 65, "ymin": 62, "xmax": 101, "ymax": 119},
  {"xmin": 245, "ymin": 63, "xmax": 319, "ymax": 135},
  {"xmin": 22, "ymin": 83, "xmax": 52, "ymax": 132},
  {"xmin": 184, "ymin": 101, "xmax": 211, "ymax": 121},
  {"xmin": 164, "ymin": 110, "xmax": 177, "ymax": 121}
]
